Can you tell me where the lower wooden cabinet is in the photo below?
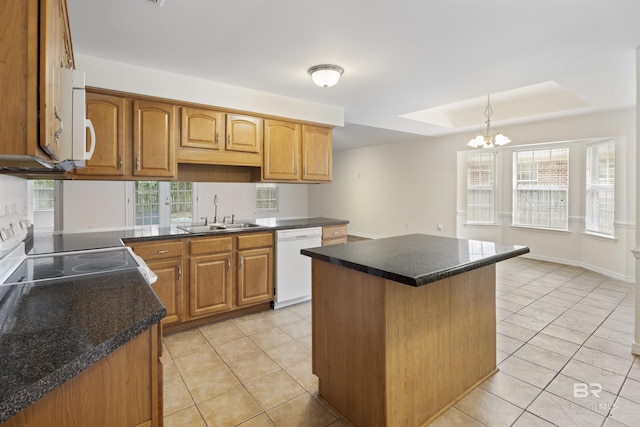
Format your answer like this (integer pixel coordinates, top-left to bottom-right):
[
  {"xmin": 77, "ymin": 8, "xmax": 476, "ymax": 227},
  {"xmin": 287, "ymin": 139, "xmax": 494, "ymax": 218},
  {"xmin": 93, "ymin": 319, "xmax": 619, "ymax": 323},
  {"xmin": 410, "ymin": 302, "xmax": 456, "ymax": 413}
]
[
  {"xmin": 129, "ymin": 232, "xmax": 274, "ymax": 330},
  {"xmin": 322, "ymin": 224, "xmax": 348, "ymax": 246},
  {"xmin": 3, "ymin": 324, "xmax": 162, "ymax": 427},
  {"xmin": 129, "ymin": 240, "xmax": 185, "ymax": 327},
  {"xmin": 237, "ymin": 246, "xmax": 273, "ymax": 306},
  {"xmin": 146, "ymin": 258, "xmax": 183, "ymax": 325},
  {"xmin": 189, "ymin": 252, "xmax": 233, "ymax": 317}
]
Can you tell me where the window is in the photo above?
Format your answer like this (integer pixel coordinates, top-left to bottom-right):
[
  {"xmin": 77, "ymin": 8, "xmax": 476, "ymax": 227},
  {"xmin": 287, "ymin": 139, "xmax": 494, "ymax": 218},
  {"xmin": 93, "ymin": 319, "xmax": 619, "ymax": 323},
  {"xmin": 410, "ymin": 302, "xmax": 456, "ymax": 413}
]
[
  {"xmin": 133, "ymin": 181, "xmax": 194, "ymax": 226},
  {"xmin": 134, "ymin": 181, "xmax": 159, "ymax": 225},
  {"xmin": 513, "ymin": 147, "xmax": 569, "ymax": 230},
  {"xmin": 256, "ymin": 183, "xmax": 278, "ymax": 211},
  {"xmin": 466, "ymin": 152, "xmax": 496, "ymax": 224},
  {"xmin": 169, "ymin": 182, "xmax": 194, "ymax": 224},
  {"xmin": 586, "ymin": 140, "xmax": 615, "ymax": 235},
  {"xmin": 32, "ymin": 179, "xmax": 55, "ymax": 210}
]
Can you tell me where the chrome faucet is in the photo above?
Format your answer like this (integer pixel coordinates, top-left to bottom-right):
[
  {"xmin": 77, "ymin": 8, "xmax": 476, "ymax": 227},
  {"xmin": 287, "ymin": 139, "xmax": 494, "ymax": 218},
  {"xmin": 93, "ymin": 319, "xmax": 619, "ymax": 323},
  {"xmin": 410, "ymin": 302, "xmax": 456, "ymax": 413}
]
[
  {"xmin": 213, "ymin": 194, "xmax": 219, "ymax": 223},
  {"xmin": 200, "ymin": 216, "xmax": 208, "ymax": 225}
]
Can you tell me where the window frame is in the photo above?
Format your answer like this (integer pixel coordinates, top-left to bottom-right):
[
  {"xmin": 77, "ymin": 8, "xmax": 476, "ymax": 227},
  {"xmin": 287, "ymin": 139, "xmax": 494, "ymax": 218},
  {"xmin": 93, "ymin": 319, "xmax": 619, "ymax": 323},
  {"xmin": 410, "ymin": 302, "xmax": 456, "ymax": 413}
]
[
  {"xmin": 512, "ymin": 146, "xmax": 570, "ymax": 231},
  {"xmin": 256, "ymin": 183, "xmax": 279, "ymax": 212},
  {"xmin": 127, "ymin": 181, "xmax": 197, "ymax": 227},
  {"xmin": 585, "ymin": 139, "xmax": 615, "ymax": 236},
  {"xmin": 32, "ymin": 179, "xmax": 55, "ymax": 211},
  {"xmin": 466, "ymin": 151, "xmax": 497, "ymax": 225}
]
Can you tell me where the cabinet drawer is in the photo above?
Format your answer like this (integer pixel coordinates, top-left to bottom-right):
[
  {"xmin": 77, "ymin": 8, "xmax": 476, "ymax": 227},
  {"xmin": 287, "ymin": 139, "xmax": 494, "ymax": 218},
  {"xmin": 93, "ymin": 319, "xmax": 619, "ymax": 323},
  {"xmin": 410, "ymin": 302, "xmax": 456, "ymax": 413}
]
[
  {"xmin": 237, "ymin": 233, "xmax": 274, "ymax": 250},
  {"xmin": 190, "ymin": 236, "xmax": 233, "ymax": 255},
  {"xmin": 322, "ymin": 225, "xmax": 347, "ymax": 240},
  {"xmin": 129, "ymin": 240, "xmax": 184, "ymax": 260}
]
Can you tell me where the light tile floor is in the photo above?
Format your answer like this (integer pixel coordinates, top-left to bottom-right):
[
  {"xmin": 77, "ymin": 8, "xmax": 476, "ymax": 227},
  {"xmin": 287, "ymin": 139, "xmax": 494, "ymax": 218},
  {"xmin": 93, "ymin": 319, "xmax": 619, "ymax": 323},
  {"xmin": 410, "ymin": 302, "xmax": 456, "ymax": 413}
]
[{"xmin": 161, "ymin": 257, "xmax": 640, "ymax": 427}]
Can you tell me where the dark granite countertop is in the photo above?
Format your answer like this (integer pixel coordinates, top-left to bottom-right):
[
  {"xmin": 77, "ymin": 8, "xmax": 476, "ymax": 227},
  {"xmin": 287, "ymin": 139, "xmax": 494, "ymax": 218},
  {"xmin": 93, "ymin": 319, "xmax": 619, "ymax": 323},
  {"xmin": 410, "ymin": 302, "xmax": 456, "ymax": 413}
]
[
  {"xmin": 0, "ymin": 270, "xmax": 166, "ymax": 422},
  {"xmin": 0, "ymin": 216, "xmax": 345, "ymax": 421},
  {"xmin": 26, "ymin": 217, "xmax": 348, "ymax": 250},
  {"xmin": 301, "ymin": 233, "xmax": 529, "ymax": 287}
]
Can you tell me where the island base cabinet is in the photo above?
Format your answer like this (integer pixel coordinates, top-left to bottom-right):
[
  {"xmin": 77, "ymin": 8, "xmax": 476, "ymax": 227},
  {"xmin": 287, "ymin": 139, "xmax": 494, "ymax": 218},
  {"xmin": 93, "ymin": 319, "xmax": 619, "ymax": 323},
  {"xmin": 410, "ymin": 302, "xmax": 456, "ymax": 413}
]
[
  {"xmin": 312, "ymin": 261, "xmax": 497, "ymax": 427},
  {"xmin": 3, "ymin": 324, "xmax": 162, "ymax": 427}
]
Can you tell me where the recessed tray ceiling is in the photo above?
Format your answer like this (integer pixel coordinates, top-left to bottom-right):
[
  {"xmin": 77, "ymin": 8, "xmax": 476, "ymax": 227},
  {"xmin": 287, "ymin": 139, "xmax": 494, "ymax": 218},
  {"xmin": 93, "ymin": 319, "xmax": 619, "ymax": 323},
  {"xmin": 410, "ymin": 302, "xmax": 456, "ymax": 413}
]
[{"xmin": 399, "ymin": 81, "xmax": 590, "ymax": 129}]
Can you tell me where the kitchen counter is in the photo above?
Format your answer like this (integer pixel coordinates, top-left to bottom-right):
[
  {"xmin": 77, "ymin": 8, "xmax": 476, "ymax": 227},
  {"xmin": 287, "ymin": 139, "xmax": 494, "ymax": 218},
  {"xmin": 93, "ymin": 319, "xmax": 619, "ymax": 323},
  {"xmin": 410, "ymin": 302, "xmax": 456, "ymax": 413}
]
[
  {"xmin": 26, "ymin": 217, "xmax": 349, "ymax": 251},
  {"xmin": 303, "ymin": 234, "xmax": 528, "ymax": 426},
  {"xmin": 0, "ymin": 270, "xmax": 165, "ymax": 422},
  {"xmin": 1, "ymin": 217, "xmax": 344, "ymax": 421},
  {"xmin": 301, "ymin": 233, "xmax": 529, "ymax": 286}
]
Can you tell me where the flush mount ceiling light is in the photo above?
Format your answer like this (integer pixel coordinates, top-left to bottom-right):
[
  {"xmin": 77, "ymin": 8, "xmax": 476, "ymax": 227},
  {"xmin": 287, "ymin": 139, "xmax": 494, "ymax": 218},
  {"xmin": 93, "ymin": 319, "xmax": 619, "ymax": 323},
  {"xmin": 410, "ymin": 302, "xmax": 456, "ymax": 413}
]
[
  {"xmin": 467, "ymin": 95, "xmax": 511, "ymax": 149},
  {"xmin": 308, "ymin": 64, "xmax": 344, "ymax": 88}
]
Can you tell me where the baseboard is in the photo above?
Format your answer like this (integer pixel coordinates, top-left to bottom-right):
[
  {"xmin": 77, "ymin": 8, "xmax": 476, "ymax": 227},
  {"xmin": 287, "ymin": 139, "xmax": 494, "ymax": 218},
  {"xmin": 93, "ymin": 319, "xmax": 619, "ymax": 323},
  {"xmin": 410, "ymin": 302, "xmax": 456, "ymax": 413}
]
[{"xmin": 521, "ymin": 253, "xmax": 634, "ymax": 283}]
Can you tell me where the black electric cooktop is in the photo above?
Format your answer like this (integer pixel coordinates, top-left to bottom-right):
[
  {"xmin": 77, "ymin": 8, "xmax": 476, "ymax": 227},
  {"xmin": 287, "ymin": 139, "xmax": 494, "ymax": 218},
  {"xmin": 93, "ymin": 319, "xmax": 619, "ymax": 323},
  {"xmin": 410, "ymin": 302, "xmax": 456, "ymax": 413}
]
[{"xmin": 3, "ymin": 248, "xmax": 139, "ymax": 285}]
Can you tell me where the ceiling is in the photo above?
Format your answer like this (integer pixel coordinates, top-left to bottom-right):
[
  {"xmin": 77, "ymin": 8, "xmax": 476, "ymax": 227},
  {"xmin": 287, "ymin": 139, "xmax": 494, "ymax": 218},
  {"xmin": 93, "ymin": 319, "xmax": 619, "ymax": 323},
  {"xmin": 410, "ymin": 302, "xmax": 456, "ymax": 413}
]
[{"xmin": 67, "ymin": 0, "xmax": 640, "ymax": 151}]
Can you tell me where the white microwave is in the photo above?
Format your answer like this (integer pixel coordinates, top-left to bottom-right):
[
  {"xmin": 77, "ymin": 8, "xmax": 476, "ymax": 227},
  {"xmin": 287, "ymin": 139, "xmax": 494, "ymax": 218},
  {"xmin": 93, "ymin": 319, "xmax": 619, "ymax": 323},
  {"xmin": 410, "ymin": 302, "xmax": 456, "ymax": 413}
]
[{"xmin": 58, "ymin": 68, "xmax": 96, "ymax": 168}]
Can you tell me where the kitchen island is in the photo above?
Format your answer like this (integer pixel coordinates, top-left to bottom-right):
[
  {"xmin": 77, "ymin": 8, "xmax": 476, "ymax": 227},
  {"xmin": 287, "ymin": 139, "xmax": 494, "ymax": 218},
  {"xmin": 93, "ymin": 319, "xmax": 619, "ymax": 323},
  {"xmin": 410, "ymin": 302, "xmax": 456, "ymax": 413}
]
[{"xmin": 301, "ymin": 234, "xmax": 529, "ymax": 427}]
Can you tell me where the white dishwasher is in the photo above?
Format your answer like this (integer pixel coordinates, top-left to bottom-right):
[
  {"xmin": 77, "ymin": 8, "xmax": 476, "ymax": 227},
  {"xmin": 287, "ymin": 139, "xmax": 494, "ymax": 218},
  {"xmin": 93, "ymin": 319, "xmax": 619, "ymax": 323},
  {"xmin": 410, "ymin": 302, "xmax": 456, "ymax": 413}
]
[{"xmin": 274, "ymin": 227, "xmax": 322, "ymax": 309}]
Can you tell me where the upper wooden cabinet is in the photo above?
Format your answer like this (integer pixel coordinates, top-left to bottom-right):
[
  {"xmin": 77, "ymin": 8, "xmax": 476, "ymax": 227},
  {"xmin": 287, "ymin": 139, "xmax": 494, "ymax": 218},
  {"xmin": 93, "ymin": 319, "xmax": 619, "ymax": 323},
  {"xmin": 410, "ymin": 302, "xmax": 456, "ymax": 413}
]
[
  {"xmin": 41, "ymin": 0, "xmax": 75, "ymax": 160},
  {"xmin": 180, "ymin": 107, "xmax": 225, "ymax": 151},
  {"xmin": 178, "ymin": 108, "xmax": 262, "ymax": 167},
  {"xmin": 73, "ymin": 91, "xmax": 177, "ymax": 180},
  {"xmin": 226, "ymin": 114, "xmax": 262, "ymax": 153},
  {"xmin": 263, "ymin": 120, "xmax": 332, "ymax": 182},
  {"xmin": 133, "ymin": 100, "xmax": 177, "ymax": 178},
  {"xmin": 301, "ymin": 124, "xmax": 332, "ymax": 182},
  {"xmin": 0, "ymin": 0, "xmax": 74, "ymax": 166},
  {"xmin": 74, "ymin": 92, "xmax": 128, "ymax": 177},
  {"xmin": 263, "ymin": 119, "xmax": 301, "ymax": 181}
]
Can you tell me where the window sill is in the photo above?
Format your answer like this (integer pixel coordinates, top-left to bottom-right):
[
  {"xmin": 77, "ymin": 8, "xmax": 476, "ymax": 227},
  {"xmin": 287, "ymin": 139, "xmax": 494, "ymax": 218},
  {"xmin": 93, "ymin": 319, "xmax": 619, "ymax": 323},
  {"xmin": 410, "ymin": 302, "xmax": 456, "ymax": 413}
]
[
  {"xmin": 509, "ymin": 225, "xmax": 571, "ymax": 234},
  {"xmin": 464, "ymin": 222, "xmax": 499, "ymax": 227},
  {"xmin": 582, "ymin": 231, "xmax": 617, "ymax": 242}
]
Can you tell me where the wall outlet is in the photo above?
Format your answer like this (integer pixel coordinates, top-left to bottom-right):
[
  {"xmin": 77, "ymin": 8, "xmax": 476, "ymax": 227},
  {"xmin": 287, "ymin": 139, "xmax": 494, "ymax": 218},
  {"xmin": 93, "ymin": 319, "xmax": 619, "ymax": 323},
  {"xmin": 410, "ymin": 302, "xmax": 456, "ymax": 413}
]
[{"xmin": 437, "ymin": 224, "xmax": 444, "ymax": 231}]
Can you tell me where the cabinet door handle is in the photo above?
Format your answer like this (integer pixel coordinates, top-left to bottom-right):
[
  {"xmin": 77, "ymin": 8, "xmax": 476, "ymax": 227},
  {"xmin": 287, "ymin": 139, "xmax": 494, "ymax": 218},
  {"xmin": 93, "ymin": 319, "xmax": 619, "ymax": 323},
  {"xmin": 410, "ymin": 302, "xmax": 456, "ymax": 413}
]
[
  {"xmin": 136, "ymin": 157, "xmax": 140, "ymax": 170},
  {"xmin": 227, "ymin": 134, "xmax": 231, "ymax": 146},
  {"xmin": 151, "ymin": 249, "xmax": 169, "ymax": 255},
  {"xmin": 119, "ymin": 155, "xmax": 123, "ymax": 170},
  {"xmin": 227, "ymin": 256, "xmax": 231, "ymax": 271},
  {"xmin": 239, "ymin": 256, "xmax": 244, "ymax": 269},
  {"xmin": 215, "ymin": 131, "xmax": 219, "ymax": 145},
  {"xmin": 178, "ymin": 264, "xmax": 182, "ymax": 280},
  {"xmin": 53, "ymin": 107, "xmax": 63, "ymax": 143}
]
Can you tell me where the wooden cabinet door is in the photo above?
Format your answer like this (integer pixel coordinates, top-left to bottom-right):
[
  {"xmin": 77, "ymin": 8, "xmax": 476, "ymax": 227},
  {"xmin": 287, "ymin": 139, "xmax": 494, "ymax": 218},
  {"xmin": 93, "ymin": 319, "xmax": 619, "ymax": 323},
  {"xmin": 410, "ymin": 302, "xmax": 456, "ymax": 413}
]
[
  {"xmin": 301, "ymin": 125, "xmax": 332, "ymax": 182},
  {"xmin": 226, "ymin": 114, "xmax": 262, "ymax": 153},
  {"xmin": 181, "ymin": 107, "xmax": 225, "ymax": 151},
  {"xmin": 263, "ymin": 119, "xmax": 300, "ymax": 181},
  {"xmin": 237, "ymin": 247, "xmax": 273, "ymax": 306},
  {"xmin": 39, "ymin": 0, "xmax": 64, "ymax": 160},
  {"xmin": 133, "ymin": 100, "xmax": 177, "ymax": 178},
  {"xmin": 189, "ymin": 253, "xmax": 232, "ymax": 317},
  {"xmin": 75, "ymin": 92, "xmax": 127, "ymax": 176},
  {"xmin": 146, "ymin": 258, "xmax": 183, "ymax": 325}
]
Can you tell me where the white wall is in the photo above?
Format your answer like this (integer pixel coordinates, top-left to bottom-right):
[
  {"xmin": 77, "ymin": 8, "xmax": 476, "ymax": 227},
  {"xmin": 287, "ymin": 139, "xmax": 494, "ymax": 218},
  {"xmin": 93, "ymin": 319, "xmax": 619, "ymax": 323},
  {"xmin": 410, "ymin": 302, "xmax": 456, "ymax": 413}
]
[
  {"xmin": 60, "ymin": 180, "xmax": 310, "ymax": 232},
  {"xmin": 309, "ymin": 108, "xmax": 636, "ymax": 281},
  {"xmin": 76, "ymin": 55, "xmax": 343, "ymax": 128},
  {"xmin": 0, "ymin": 175, "xmax": 28, "ymax": 218}
]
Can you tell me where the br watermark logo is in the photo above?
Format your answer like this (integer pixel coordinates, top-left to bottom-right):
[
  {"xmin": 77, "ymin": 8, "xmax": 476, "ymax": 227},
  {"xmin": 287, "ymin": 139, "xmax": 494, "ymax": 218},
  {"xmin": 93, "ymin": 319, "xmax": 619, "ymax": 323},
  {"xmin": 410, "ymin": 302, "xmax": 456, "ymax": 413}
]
[
  {"xmin": 572, "ymin": 382, "xmax": 617, "ymax": 412},
  {"xmin": 573, "ymin": 382, "xmax": 602, "ymax": 398}
]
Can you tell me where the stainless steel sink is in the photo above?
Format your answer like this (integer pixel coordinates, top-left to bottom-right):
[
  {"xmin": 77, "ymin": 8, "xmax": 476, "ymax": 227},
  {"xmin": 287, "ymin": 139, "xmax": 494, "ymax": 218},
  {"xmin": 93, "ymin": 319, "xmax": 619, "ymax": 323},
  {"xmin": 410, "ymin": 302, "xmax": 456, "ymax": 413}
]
[{"xmin": 178, "ymin": 223, "xmax": 260, "ymax": 233}]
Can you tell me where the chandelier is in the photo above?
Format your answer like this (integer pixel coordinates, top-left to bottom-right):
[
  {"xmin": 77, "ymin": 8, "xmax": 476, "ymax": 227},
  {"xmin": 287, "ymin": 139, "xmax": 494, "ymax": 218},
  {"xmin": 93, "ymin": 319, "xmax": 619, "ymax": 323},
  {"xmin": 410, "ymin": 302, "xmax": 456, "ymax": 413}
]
[{"xmin": 467, "ymin": 95, "xmax": 511, "ymax": 148}]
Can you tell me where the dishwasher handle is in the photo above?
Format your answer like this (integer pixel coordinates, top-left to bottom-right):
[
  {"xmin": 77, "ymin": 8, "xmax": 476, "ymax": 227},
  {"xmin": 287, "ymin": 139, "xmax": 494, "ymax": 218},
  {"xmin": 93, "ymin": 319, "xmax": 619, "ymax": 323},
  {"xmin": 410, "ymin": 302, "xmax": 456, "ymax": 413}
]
[{"xmin": 276, "ymin": 227, "xmax": 323, "ymax": 241}]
